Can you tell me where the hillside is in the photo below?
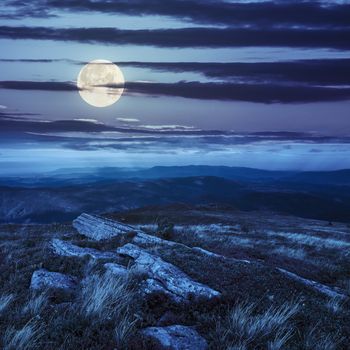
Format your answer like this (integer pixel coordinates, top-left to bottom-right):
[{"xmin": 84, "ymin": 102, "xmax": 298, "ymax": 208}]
[
  {"xmin": 0, "ymin": 206, "xmax": 349, "ymax": 349},
  {"xmin": 0, "ymin": 172, "xmax": 349, "ymax": 223}
]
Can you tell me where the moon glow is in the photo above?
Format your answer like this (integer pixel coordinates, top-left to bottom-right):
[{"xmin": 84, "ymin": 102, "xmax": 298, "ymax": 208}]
[{"xmin": 77, "ymin": 59, "xmax": 125, "ymax": 108}]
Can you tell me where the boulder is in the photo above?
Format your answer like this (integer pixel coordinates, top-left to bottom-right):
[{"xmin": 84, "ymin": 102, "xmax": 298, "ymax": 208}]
[
  {"xmin": 51, "ymin": 238, "xmax": 118, "ymax": 260},
  {"xmin": 117, "ymin": 244, "xmax": 221, "ymax": 303},
  {"xmin": 141, "ymin": 325, "xmax": 208, "ymax": 350},
  {"xmin": 73, "ymin": 213, "xmax": 141, "ymax": 241},
  {"xmin": 31, "ymin": 269, "xmax": 77, "ymax": 292}
]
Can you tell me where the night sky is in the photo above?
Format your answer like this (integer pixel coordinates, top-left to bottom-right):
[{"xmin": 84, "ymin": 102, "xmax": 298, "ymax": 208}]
[{"xmin": 1, "ymin": 0, "xmax": 350, "ymax": 174}]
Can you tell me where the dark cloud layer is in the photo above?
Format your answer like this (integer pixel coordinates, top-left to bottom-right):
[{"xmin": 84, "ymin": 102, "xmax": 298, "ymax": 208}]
[
  {"xmin": 5, "ymin": 0, "xmax": 350, "ymax": 28},
  {"xmin": 124, "ymin": 81, "xmax": 350, "ymax": 103},
  {"xmin": 1, "ymin": 80, "xmax": 350, "ymax": 103},
  {"xmin": 2, "ymin": 58, "xmax": 350, "ymax": 86},
  {"xmin": 1, "ymin": 113, "xmax": 350, "ymax": 154},
  {"xmin": 0, "ymin": 81, "xmax": 76, "ymax": 91},
  {"xmin": 1, "ymin": 25, "xmax": 350, "ymax": 49},
  {"xmin": 118, "ymin": 59, "xmax": 350, "ymax": 86}
]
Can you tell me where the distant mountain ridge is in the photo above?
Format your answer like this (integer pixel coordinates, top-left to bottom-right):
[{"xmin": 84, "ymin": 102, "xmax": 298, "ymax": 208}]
[
  {"xmin": 1, "ymin": 166, "xmax": 349, "ymax": 188},
  {"xmin": 0, "ymin": 174, "xmax": 349, "ymax": 224}
]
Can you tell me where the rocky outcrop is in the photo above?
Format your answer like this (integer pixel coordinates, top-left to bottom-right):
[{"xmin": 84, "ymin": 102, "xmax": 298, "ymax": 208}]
[
  {"xmin": 50, "ymin": 238, "xmax": 118, "ymax": 260},
  {"xmin": 141, "ymin": 325, "xmax": 208, "ymax": 350},
  {"xmin": 73, "ymin": 213, "xmax": 141, "ymax": 241},
  {"xmin": 117, "ymin": 243, "xmax": 221, "ymax": 303},
  {"xmin": 277, "ymin": 268, "xmax": 348, "ymax": 300},
  {"xmin": 31, "ymin": 269, "xmax": 77, "ymax": 292}
]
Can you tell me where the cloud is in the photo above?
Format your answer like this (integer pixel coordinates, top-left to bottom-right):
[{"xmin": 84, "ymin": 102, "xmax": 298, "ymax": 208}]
[
  {"xmin": 4, "ymin": 1, "xmax": 350, "ymax": 28},
  {"xmin": 0, "ymin": 58, "xmax": 78, "ymax": 64},
  {"xmin": 0, "ymin": 80, "xmax": 76, "ymax": 91},
  {"xmin": 73, "ymin": 118, "xmax": 104, "ymax": 124},
  {"xmin": 2, "ymin": 79, "xmax": 350, "ymax": 103},
  {"xmin": 118, "ymin": 59, "xmax": 350, "ymax": 86},
  {"xmin": 0, "ymin": 25, "xmax": 350, "ymax": 49},
  {"xmin": 0, "ymin": 115, "xmax": 116, "ymax": 133},
  {"xmin": 0, "ymin": 105, "xmax": 7, "ymax": 109},
  {"xmin": 123, "ymin": 81, "xmax": 350, "ymax": 103},
  {"xmin": 137, "ymin": 124, "xmax": 199, "ymax": 132},
  {"xmin": 117, "ymin": 118, "xmax": 140, "ymax": 123},
  {"xmin": 3, "ymin": 58, "xmax": 350, "ymax": 87},
  {"xmin": 0, "ymin": 1, "xmax": 53, "ymax": 19}
]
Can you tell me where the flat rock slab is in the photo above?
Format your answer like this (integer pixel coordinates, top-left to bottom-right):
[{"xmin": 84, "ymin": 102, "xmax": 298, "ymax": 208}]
[
  {"xmin": 277, "ymin": 268, "xmax": 348, "ymax": 300},
  {"xmin": 73, "ymin": 213, "xmax": 141, "ymax": 241},
  {"xmin": 141, "ymin": 325, "xmax": 208, "ymax": 350},
  {"xmin": 104, "ymin": 263, "xmax": 128, "ymax": 277},
  {"xmin": 117, "ymin": 243, "xmax": 220, "ymax": 303},
  {"xmin": 31, "ymin": 269, "xmax": 77, "ymax": 292},
  {"xmin": 51, "ymin": 238, "xmax": 118, "ymax": 260},
  {"xmin": 133, "ymin": 232, "xmax": 187, "ymax": 248}
]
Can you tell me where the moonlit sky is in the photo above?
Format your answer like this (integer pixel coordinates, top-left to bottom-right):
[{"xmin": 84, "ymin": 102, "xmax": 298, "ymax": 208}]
[{"xmin": 1, "ymin": 0, "xmax": 350, "ymax": 174}]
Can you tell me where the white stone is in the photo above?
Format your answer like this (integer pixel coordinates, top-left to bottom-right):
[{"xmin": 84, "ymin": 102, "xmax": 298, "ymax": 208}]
[
  {"xmin": 141, "ymin": 325, "xmax": 208, "ymax": 350},
  {"xmin": 31, "ymin": 269, "xmax": 77, "ymax": 291},
  {"xmin": 73, "ymin": 213, "xmax": 141, "ymax": 241},
  {"xmin": 51, "ymin": 238, "xmax": 118, "ymax": 260}
]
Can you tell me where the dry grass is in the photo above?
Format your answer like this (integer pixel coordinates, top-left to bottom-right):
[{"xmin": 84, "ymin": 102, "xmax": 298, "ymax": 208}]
[
  {"xmin": 303, "ymin": 326, "xmax": 340, "ymax": 350},
  {"xmin": 325, "ymin": 296, "xmax": 344, "ymax": 314},
  {"xmin": 80, "ymin": 272, "xmax": 130, "ymax": 319},
  {"xmin": 3, "ymin": 319, "xmax": 43, "ymax": 350},
  {"xmin": 214, "ymin": 301, "xmax": 299, "ymax": 349},
  {"xmin": 22, "ymin": 291, "xmax": 49, "ymax": 317},
  {"xmin": 78, "ymin": 271, "xmax": 138, "ymax": 348},
  {"xmin": 0, "ymin": 294, "xmax": 14, "ymax": 314},
  {"xmin": 272, "ymin": 246, "xmax": 307, "ymax": 260},
  {"xmin": 265, "ymin": 231, "xmax": 350, "ymax": 250}
]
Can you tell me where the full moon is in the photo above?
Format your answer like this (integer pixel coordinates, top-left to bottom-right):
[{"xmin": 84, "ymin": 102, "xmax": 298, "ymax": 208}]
[{"xmin": 77, "ymin": 59, "xmax": 125, "ymax": 108}]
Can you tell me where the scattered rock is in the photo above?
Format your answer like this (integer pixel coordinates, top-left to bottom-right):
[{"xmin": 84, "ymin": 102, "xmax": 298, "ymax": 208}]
[
  {"xmin": 117, "ymin": 244, "xmax": 221, "ymax": 303},
  {"xmin": 104, "ymin": 263, "xmax": 128, "ymax": 277},
  {"xmin": 73, "ymin": 213, "xmax": 141, "ymax": 241},
  {"xmin": 141, "ymin": 325, "xmax": 208, "ymax": 350},
  {"xmin": 277, "ymin": 268, "xmax": 348, "ymax": 300},
  {"xmin": 31, "ymin": 269, "xmax": 77, "ymax": 292},
  {"xmin": 51, "ymin": 238, "xmax": 118, "ymax": 260}
]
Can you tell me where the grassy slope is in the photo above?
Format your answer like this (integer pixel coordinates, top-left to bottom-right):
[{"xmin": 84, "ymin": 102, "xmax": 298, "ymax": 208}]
[{"xmin": 0, "ymin": 206, "xmax": 349, "ymax": 349}]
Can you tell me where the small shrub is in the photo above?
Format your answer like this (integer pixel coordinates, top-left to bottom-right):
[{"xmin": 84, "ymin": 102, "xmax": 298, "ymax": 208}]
[{"xmin": 156, "ymin": 217, "xmax": 174, "ymax": 240}]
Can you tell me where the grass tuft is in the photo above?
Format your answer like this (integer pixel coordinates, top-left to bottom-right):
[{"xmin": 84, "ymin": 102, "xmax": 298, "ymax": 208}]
[
  {"xmin": 3, "ymin": 319, "xmax": 43, "ymax": 350},
  {"xmin": 0, "ymin": 294, "xmax": 15, "ymax": 314},
  {"xmin": 214, "ymin": 301, "xmax": 299, "ymax": 349}
]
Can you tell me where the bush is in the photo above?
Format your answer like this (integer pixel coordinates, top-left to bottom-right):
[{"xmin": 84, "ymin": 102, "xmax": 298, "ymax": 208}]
[{"xmin": 155, "ymin": 217, "xmax": 174, "ymax": 240}]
